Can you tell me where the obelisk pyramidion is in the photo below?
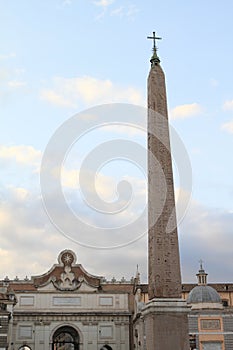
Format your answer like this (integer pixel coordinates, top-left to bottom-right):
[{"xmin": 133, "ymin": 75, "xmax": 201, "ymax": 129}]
[{"xmin": 142, "ymin": 32, "xmax": 190, "ymax": 350}]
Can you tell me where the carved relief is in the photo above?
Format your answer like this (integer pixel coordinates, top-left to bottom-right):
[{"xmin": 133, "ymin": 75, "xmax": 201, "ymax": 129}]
[{"xmin": 52, "ymin": 251, "xmax": 81, "ymax": 291}]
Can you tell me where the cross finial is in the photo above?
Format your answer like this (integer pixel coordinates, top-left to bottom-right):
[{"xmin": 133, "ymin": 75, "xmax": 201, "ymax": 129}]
[
  {"xmin": 199, "ymin": 259, "xmax": 204, "ymax": 270},
  {"xmin": 147, "ymin": 31, "xmax": 162, "ymax": 66},
  {"xmin": 147, "ymin": 31, "xmax": 162, "ymax": 51}
]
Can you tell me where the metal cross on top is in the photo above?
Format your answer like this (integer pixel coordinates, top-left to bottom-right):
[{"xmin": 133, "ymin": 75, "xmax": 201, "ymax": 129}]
[
  {"xmin": 199, "ymin": 259, "xmax": 204, "ymax": 270},
  {"xmin": 147, "ymin": 31, "xmax": 162, "ymax": 50}
]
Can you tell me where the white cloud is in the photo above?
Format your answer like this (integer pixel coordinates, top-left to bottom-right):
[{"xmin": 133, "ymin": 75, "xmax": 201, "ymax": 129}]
[
  {"xmin": 7, "ymin": 80, "xmax": 27, "ymax": 88},
  {"xmin": 0, "ymin": 144, "xmax": 232, "ymax": 283},
  {"xmin": 40, "ymin": 89, "xmax": 76, "ymax": 108},
  {"xmin": 221, "ymin": 121, "xmax": 233, "ymax": 134},
  {"xmin": 62, "ymin": 166, "xmax": 146, "ymax": 217},
  {"xmin": 0, "ymin": 186, "xmax": 63, "ymax": 278},
  {"xmin": 0, "ymin": 68, "xmax": 27, "ymax": 103},
  {"xmin": 93, "ymin": 0, "xmax": 114, "ymax": 20},
  {"xmin": 92, "ymin": 1, "xmax": 140, "ymax": 21},
  {"xmin": 0, "ymin": 163, "xmax": 147, "ymax": 279},
  {"xmin": 94, "ymin": 10, "xmax": 106, "ymax": 21},
  {"xmin": 93, "ymin": 1, "xmax": 139, "ymax": 21},
  {"xmin": 125, "ymin": 4, "xmax": 139, "ymax": 20},
  {"xmin": 0, "ymin": 52, "xmax": 16, "ymax": 60},
  {"xmin": 170, "ymin": 103, "xmax": 203, "ymax": 120},
  {"xmin": 111, "ymin": 6, "xmax": 124, "ymax": 17},
  {"xmin": 61, "ymin": 168, "xmax": 80, "ymax": 189},
  {"xmin": 10, "ymin": 187, "xmax": 30, "ymax": 202},
  {"xmin": 0, "ymin": 210, "xmax": 10, "ymax": 227},
  {"xmin": 179, "ymin": 199, "xmax": 233, "ymax": 282},
  {"xmin": 93, "ymin": 0, "xmax": 114, "ymax": 7},
  {"xmin": 223, "ymin": 100, "xmax": 233, "ymax": 111},
  {"xmin": 110, "ymin": 4, "xmax": 139, "ymax": 20},
  {"xmin": 0, "ymin": 160, "xmax": 233, "ymax": 283},
  {"xmin": 174, "ymin": 187, "xmax": 192, "ymax": 227},
  {"xmin": 0, "ymin": 145, "xmax": 41, "ymax": 166},
  {"xmin": 0, "ymin": 68, "xmax": 10, "ymax": 81},
  {"xmin": 40, "ymin": 76, "xmax": 144, "ymax": 108}
]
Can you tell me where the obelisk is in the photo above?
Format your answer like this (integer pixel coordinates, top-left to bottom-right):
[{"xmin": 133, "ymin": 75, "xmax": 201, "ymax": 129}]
[{"xmin": 142, "ymin": 32, "xmax": 190, "ymax": 350}]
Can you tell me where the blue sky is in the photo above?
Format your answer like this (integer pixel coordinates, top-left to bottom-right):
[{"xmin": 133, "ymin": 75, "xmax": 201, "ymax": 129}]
[{"xmin": 1, "ymin": 0, "xmax": 233, "ymax": 283}]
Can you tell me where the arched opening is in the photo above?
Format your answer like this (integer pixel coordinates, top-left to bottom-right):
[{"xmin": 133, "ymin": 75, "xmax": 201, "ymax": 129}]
[
  {"xmin": 100, "ymin": 346, "xmax": 112, "ymax": 350},
  {"xmin": 52, "ymin": 325, "xmax": 79, "ymax": 350},
  {"xmin": 18, "ymin": 347, "xmax": 32, "ymax": 350}
]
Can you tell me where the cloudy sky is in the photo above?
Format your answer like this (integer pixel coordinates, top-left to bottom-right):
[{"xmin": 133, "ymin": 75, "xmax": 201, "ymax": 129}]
[{"xmin": 1, "ymin": 0, "xmax": 233, "ymax": 284}]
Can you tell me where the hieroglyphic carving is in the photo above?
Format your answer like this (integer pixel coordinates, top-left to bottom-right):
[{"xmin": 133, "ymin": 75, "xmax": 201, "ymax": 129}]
[{"xmin": 148, "ymin": 55, "xmax": 182, "ymax": 299}]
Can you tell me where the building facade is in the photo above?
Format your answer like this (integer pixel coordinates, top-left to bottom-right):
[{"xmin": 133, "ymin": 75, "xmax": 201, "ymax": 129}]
[
  {"xmin": 2, "ymin": 250, "xmax": 134, "ymax": 350},
  {"xmin": 1, "ymin": 251, "xmax": 233, "ymax": 350},
  {"xmin": 0, "ymin": 286, "xmax": 16, "ymax": 350}
]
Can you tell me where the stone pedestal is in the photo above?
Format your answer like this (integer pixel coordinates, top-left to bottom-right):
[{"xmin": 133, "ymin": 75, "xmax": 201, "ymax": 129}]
[{"xmin": 141, "ymin": 298, "xmax": 190, "ymax": 350}]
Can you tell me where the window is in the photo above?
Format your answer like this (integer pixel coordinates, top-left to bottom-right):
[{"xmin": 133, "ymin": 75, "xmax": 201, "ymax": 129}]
[{"xmin": 222, "ymin": 299, "xmax": 229, "ymax": 307}]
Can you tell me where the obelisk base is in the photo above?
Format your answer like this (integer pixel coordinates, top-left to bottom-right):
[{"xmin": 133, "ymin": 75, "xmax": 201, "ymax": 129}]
[{"xmin": 142, "ymin": 298, "xmax": 190, "ymax": 350}]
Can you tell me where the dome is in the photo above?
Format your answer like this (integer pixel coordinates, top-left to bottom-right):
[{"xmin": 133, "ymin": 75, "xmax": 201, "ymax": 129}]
[{"xmin": 187, "ymin": 285, "xmax": 221, "ymax": 304}]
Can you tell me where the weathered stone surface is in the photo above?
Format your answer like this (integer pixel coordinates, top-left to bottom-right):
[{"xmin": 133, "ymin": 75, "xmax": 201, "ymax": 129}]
[
  {"xmin": 146, "ymin": 59, "xmax": 190, "ymax": 349},
  {"xmin": 142, "ymin": 299, "xmax": 190, "ymax": 350},
  {"xmin": 148, "ymin": 63, "xmax": 182, "ymax": 299}
]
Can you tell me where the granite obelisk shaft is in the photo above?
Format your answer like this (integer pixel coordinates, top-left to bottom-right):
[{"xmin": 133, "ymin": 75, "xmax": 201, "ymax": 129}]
[
  {"xmin": 148, "ymin": 54, "xmax": 182, "ymax": 300},
  {"xmin": 144, "ymin": 35, "xmax": 190, "ymax": 350}
]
